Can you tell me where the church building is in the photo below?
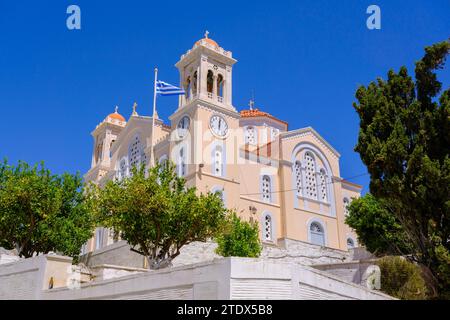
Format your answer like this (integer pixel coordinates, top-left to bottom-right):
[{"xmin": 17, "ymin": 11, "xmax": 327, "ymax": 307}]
[{"xmin": 83, "ymin": 33, "xmax": 361, "ymax": 255}]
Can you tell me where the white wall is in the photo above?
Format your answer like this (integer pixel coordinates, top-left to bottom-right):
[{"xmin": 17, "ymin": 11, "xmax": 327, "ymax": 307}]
[
  {"xmin": 38, "ymin": 258, "xmax": 392, "ymax": 300},
  {"xmin": 0, "ymin": 254, "xmax": 73, "ymax": 300}
]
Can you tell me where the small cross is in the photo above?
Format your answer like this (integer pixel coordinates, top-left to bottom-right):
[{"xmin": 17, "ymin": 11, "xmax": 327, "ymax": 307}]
[
  {"xmin": 248, "ymin": 99, "xmax": 255, "ymax": 110},
  {"xmin": 205, "ymin": 30, "xmax": 209, "ymax": 39}
]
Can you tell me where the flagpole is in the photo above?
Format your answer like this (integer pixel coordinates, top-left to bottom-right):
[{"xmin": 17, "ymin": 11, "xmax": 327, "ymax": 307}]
[{"xmin": 150, "ymin": 67, "xmax": 158, "ymax": 167}]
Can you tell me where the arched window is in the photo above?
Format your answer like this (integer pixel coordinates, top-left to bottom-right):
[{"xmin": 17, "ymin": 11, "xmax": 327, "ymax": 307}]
[
  {"xmin": 192, "ymin": 71, "xmax": 198, "ymax": 96},
  {"xmin": 319, "ymin": 169, "xmax": 328, "ymax": 202},
  {"xmin": 245, "ymin": 126, "xmax": 256, "ymax": 145},
  {"xmin": 262, "ymin": 175, "xmax": 272, "ymax": 203},
  {"xmin": 343, "ymin": 198, "xmax": 350, "ymax": 216},
  {"xmin": 118, "ymin": 158, "xmax": 127, "ymax": 180},
  {"xmin": 217, "ymin": 74, "xmax": 224, "ymax": 97},
  {"xmin": 270, "ymin": 128, "xmax": 280, "ymax": 141},
  {"xmin": 185, "ymin": 76, "xmax": 191, "ymax": 99},
  {"xmin": 95, "ymin": 141, "xmax": 103, "ymax": 164},
  {"xmin": 304, "ymin": 152, "xmax": 317, "ymax": 200},
  {"xmin": 109, "ymin": 139, "xmax": 116, "ymax": 158},
  {"xmin": 141, "ymin": 150, "xmax": 147, "ymax": 167},
  {"xmin": 213, "ymin": 145, "xmax": 223, "ymax": 176},
  {"xmin": 217, "ymin": 190, "xmax": 224, "ymax": 203},
  {"xmin": 347, "ymin": 237, "xmax": 355, "ymax": 249},
  {"xmin": 263, "ymin": 213, "xmax": 273, "ymax": 241},
  {"xmin": 178, "ymin": 148, "xmax": 186, "ymax": 177},
  {"xmin": 207, "ymin": 70, "xmax": 214, "ymax": 93},
  {"xmin": 128, "ymin": 134, "xmax": 143, "ymax": 170},
  {"xmin": 309, "ymin": 222, "xmax": 325, "ymax": 246},
  {"xmin": 294, "ymin": 161, "xmax": 302, "ymax": 195},
  {"xmin": 211, "ymin": 186, "xmax": 225, "ymax": 205},
  {"xmin": 158, "ymin": 154, "xmax": 168, "ymax": 167}
]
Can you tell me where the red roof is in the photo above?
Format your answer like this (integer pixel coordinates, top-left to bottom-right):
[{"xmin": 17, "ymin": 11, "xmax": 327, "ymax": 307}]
[{"xmin": 240, "ymin": 109, "xmax": 288, "ymax": 126}]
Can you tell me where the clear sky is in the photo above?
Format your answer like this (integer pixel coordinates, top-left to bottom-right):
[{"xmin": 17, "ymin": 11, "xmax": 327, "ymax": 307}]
[{"xmin": 0, "ymin": 1, "xmax": 449, "ymax": 192}]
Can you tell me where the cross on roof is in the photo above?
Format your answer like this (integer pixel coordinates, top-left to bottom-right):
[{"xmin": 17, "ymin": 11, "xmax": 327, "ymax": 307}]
[
  {"xmin": 248, "ymin": 99, "xmax": 255, "ymax": 110},
  {"xmin": 205, "ymin": 30, "xmax": 209, "ymax": 39}
]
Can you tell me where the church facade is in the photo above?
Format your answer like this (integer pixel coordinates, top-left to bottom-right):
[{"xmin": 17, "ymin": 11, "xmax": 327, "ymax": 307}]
[{"xmin": 83, "ymin": 33, "xmax": 361, "ymax": 254}]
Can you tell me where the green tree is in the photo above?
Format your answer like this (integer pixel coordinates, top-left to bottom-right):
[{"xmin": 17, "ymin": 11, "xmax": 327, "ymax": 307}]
[
  {"xmin": 90, "ymin": 163, "xmax": 228, "ymax": 270},
  {"xmin": 0, "ymin": 160, "xmax": 95, "ymax": 259},
  {"xmin": 353, "ymin": 40, "xmax": 450, "ymax": 298},
  {"xmin": 215, "ymin": 212, "xmax": 262, "ymax": 258},
  {"xmin": 345, "ymin": 194, "xmax": 412, "ymax": 256},
  {"xmin": 377, "ymin": 256, "xmax": 428, "ymax": 300}
]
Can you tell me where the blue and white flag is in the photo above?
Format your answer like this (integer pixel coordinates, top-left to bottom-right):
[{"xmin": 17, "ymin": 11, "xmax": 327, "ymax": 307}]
[{"xmin": 156, "ymin": 80, "xmax": 185, "ymax": 96}]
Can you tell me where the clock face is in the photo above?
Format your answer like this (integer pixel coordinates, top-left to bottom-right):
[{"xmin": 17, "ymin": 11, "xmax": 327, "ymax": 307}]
[
  {"xmin": 177, "ymin": 116, "xmax": 190, "ymax": 138},
  {"xmin": 210, "ymin": 115, "xmax": 228, "ymax": 137}
]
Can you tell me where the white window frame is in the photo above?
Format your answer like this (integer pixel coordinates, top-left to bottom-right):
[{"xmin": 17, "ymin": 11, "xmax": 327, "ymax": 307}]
[
  {"xmin": 307, "ymin": 218, "xmax": 327, "ymax": 247},
  {"xmin": 128, "ymin": 133, "xmax": 143, "ymax": 170},
  {"xmin": 303, "ymin": 151, "xmax": 318, "ymax": 200},
  {"xmin": 211, "ymin": 186, "xmax": 226, "ymax": 206},
  {"xmin": 270, "ymin": 127, "xmax": 280, "ymax": 141},
  {"xmin": 158, "ymin": 154, "xmax": 168, "ymax": 167},
  {"xmin": 117, "ymin": 157, "xmax": 128, "ymax": 181},
  {"xmin": 291, "ymin": 143, "xmax": 337, "ymax": 217},
  {"xmin": 293, "ymin": 160, "xmax": 302, "ymax": 196},
  {"xmin": 261, "ymin": 211, "xmax": 276, "ymax": 243},
  {"xmin": 178, "ymin": 147, "xmax": 186, "ymax": 177},
  {"xmin": 347, "ymin": 237, "xmax": 355, "ymax": 249},
  {"xmin": 244, "ymin": 125, "xmax": 258, "ymax": 145},
  {"xmin": 260, "ymin": 174, "xmax": 273, "ymax": 203},
  {"xmin": 318, "ymin": 168, "xmax": 328, "ymax": 203},
  {"xmin": 211, "ymin": 142, "xmax": 226, "ymax": 178}
]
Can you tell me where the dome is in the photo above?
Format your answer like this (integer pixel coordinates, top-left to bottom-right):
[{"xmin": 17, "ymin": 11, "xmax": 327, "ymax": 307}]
[
  {"xmin": 107, "ymin": 107, "xmax": 126, "ymax": 122},
  {"xmin": 194, "ymin": 31, "xmax": 219, "ymax": 48}
]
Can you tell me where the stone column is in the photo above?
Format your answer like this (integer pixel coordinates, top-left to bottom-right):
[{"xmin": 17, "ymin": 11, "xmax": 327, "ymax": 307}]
[
  {"xmin": 200, "ymin": 55, "xmax": 208, "ymax": 99},
  {"xmin": 212, "ymin": 74, "xmax": 218, "ymax": 98}
]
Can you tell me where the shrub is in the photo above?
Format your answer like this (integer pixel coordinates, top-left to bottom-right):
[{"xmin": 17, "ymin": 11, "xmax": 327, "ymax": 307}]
[
  {"xmin": 215, "ymin": 212, "xmax": 262, "ymax": 258},
  {"xmin": 377, "ymin": 256, "xmax": 428, "ymax": 300}
]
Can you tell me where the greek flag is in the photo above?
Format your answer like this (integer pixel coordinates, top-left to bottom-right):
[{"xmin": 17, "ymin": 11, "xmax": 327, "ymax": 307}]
[{"xmin": 156, "ymin": 80, "xmax": 185, "ymax": 96}]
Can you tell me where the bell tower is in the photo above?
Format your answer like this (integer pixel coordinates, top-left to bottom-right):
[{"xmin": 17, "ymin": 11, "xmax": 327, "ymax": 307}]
[
  {"xmin": 175, "ymin": 31, "xmax": 237, "ymax": 111},
  {"xmin": 168, "ymin": 33, "xmax": 241, "ymax": 210},
  {"xmin": 85, "ymin": 106, "xmax": 126, "ymax": 183}
]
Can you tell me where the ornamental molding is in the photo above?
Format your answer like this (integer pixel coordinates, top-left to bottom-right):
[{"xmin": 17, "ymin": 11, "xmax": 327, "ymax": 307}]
[
  {"xmin": 170, "ymin": 100, "xmax": 239, "ymax": 121},
  {"xmin": 280, "ymin": 127, "xmax": 340, "ymax": 159}
]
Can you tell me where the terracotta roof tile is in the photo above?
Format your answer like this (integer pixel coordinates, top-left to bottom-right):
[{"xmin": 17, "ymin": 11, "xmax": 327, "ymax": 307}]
[{"xmin": 240, "ymin": 109, "xmax": 288, "ymax": 126}]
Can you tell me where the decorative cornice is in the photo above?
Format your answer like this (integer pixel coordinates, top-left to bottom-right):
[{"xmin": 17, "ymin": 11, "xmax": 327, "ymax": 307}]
[
  {"xmin": 239, "ymin": 148, "xmax": 280, "ymax": 168},
  {"xmin": 341, "ymin": 179, "xmax": 363, "ymax": 192},
  {"xmin": 280, "ymin": 127, "xmax": 340, "ymax": 158},
  {"xmin": 176, "ymin": 42, "xmax": 237, "ymax": 69},
  {"xmin": 169, "ymin": 99, "xmax": 239, "ymax": 121}
]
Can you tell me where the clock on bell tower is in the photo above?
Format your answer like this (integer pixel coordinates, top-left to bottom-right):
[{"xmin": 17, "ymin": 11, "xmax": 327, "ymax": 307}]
[{"xmin": 167, "ymin": 32, "xmax": 241, "ymax": 207}]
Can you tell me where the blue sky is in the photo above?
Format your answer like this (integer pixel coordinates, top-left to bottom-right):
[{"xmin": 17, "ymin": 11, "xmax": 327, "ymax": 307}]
[{"xmin": 0, "ymin": 1, "xmax": 449, "ymax": 192}]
